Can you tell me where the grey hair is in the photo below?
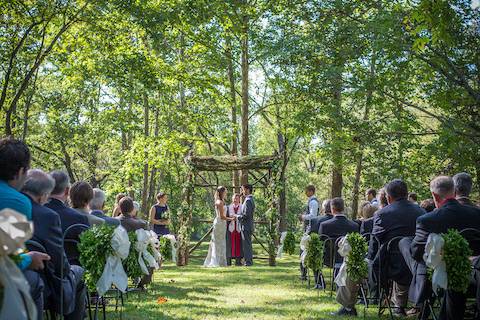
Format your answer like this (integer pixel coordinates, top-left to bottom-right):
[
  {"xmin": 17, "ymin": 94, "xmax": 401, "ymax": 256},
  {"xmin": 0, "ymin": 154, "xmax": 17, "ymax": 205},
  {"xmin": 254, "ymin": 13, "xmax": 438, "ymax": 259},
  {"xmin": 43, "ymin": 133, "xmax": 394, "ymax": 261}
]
[
  {"xmin": 430, "ymin": 176, "xmax": 454, "ymax": 198},
  {"xmin": 50, "ymin": 170, "xmax": 70, "ymax": 195},
  {"xmin": 322, "ymin": 199, "xmax": 331, "ymax": 213},
  {"xmin": 133, "ymin": 201, "xmax": 140, "ymax": 210},
  {"xmin": 89, "ymin": 188, "xmax": 106, "ymax": 210},
  {"xmin": 453, "ymin": 172, "xmax": 472, "ymax": 197},
  {"xmin": 22, "ymin": 169, "xmax": 55, "ymax": 197}
]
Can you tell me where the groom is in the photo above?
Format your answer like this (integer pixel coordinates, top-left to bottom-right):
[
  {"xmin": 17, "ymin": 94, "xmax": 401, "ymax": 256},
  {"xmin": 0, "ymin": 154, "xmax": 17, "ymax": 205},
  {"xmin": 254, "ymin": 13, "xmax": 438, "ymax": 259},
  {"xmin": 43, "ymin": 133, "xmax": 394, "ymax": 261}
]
[{"xmin": 238, "ymin": 184, "xmax": 255, "ymax": 266}]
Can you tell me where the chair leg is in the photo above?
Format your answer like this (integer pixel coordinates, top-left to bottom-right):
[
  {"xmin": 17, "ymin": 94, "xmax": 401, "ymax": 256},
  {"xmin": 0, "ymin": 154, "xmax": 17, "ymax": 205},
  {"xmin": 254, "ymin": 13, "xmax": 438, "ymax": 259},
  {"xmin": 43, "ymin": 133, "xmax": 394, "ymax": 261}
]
[
  {"xmin": 102, "ymin": 297, "xmax": 106, "ymax": 320},
  {"xmin": 360, "ymin": 284, "xmax": 368, "ymax": 308}
]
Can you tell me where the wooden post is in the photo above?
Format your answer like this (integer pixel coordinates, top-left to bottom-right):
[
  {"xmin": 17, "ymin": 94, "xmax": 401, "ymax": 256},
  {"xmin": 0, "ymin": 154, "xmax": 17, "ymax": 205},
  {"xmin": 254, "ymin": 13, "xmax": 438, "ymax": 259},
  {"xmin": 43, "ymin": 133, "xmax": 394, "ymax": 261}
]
[{"xmin": 177, "ymin": 171, "xmax": 194, "ymax": 266}]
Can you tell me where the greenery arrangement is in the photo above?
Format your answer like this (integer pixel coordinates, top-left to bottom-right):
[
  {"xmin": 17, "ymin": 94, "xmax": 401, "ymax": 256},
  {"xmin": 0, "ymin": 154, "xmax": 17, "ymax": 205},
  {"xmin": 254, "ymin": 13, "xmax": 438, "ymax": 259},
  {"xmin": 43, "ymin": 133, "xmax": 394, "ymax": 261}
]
[
  {"xmin": 283, "ymin": 231, "xmax": 296, "ymax": 255},
  {"xmin": 305, "ymin": 233, "xmax": 324, "ymax": 272},
  {"xmin": 442, "ymin": 229, "xmax": 472, "ymax": 293},
  {"xmin": 345, "ymin": 232, "xmax": 368, "ymax": 283},
  {"xmin": 159, "ymin": 236, "xmax": 172, "ymax": 261},
  {"xmin": 78, "ymin": 225, "xmax": 115, "ymax": 291},
  {"xmin": 123, "ymin": 231, "xmax": 144, "ymax": 282}
]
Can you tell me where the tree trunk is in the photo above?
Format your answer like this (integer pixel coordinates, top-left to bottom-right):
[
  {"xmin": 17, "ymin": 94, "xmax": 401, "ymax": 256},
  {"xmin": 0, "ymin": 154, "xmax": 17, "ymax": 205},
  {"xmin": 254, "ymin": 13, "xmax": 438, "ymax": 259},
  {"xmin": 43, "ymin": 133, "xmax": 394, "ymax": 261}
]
[
  {"xmin": 330, "ymin": 64, "xmax": 344, "ymax": 198},
  {"xmin": 148, "ymin": 107, "xmax": 160, "ymax": 206},
  {"xmin": 240, "ymin": 10, "xmax": 249, "ymax": 185},
  {"xmin": 141, "ymin": 92, "xmax": 150, "ymax": 218},
  {"xmin": 351, "ymin": 54, "xmax": 375, "ymax": 218},
  {"xmin": 277, "ymin": 131, "xmax": 287, "ymax": 232},
  {"xmin": 226, "ymin": 35, "xmax": 240, "ymax": 193}
]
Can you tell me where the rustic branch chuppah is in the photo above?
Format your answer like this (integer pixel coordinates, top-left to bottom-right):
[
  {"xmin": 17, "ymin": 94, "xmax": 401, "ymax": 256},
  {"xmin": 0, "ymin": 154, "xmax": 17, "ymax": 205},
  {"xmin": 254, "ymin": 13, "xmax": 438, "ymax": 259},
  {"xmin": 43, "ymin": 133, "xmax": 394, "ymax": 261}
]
[{"xmin": 176, "ymin": 154, "xmax": 282, "ymax": 267}]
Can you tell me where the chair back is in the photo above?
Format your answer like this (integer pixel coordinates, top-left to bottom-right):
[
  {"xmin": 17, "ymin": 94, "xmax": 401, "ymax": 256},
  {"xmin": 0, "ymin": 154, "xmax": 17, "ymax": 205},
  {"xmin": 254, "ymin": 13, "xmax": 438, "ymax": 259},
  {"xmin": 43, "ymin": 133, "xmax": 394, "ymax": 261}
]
[
  {"xmin": 62, "ymin": 224, "xmax": 89, "ymax": 266},
  {"xmin": 459, "ymin": 228, "xmax": 480, "ymax": 256},
  {"xmin": 320, "ymin": 235, "xmax": 342, "ymax": 268}
]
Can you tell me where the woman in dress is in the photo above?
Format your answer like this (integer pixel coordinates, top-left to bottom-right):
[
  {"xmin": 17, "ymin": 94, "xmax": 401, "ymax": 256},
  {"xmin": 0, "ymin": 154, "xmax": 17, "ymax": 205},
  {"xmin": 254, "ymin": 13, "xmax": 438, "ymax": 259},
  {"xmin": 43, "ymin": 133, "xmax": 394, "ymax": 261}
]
[
  {"xmin": 204, "ymin": 186, "xmax": 234, "ymax": 267},
  {"xmin": 149, "ymin": 192, "xmax": 170, "ymax": 236},
  {"xmin": 226, "ymin": 193, "xmax": 243, "ymax": 266}
]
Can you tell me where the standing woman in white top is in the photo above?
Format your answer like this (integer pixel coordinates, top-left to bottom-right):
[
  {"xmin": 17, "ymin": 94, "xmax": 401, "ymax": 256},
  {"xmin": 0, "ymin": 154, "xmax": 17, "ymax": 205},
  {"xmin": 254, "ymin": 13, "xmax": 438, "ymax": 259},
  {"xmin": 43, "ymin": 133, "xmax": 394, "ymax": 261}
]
[{"xmin": 226, "ymin": 193, "xmax": 243, "ymax": 266}]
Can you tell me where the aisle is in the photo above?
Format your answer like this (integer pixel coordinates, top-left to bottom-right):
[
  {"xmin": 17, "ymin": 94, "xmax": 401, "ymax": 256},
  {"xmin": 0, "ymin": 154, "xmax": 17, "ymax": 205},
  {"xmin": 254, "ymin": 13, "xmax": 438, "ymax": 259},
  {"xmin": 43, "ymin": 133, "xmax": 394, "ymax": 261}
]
[{"xmin": 107, "ymin": 244, "xmax": 380, "ymax": 319}]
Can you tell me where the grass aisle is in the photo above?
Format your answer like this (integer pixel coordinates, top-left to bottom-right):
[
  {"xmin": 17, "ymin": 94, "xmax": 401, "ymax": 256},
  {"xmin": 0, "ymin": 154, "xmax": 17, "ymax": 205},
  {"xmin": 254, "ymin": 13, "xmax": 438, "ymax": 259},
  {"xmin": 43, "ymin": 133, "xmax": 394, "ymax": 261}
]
[{"xmin": 109, "ymin": 244, "xmax": 380, "ymax": 319}]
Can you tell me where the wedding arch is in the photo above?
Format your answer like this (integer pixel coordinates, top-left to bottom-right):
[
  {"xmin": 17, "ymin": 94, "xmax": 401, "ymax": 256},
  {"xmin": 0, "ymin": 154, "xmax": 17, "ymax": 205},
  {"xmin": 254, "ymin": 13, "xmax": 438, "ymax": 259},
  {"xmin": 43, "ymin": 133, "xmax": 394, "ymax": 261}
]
[{"xmin": 176, "ymin": 153, "xmax": 282, "ymax": 267}]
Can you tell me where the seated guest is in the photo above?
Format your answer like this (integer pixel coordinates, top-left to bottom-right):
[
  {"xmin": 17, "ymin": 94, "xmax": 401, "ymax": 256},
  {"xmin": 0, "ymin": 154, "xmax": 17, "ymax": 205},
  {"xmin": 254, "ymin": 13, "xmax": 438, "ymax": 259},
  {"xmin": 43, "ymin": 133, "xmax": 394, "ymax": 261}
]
[
  {"xmin": 408, "ymin": 192, "xmax": 418, "ymax": 204},
  {"xmin": 70, "ymin": 181, "xmax": 104, "ymax": 226},
  {"xmin": 112, "ymin": 193, "xmax": 126, "ymax": 217},
  {"xmin": 319, "ymin": 197, "xmax": 359, "ymax": 267},
  {"xmin": 453, "ymin": 172, "xmax": 477, "ymax": 207},
  {"xmin": 118, "ymin": 196, "xmax": 148, "ymax": 232},
  {"xmin": 0, "ymin": 138, "xmax": 50, "ymax": 312},
  {"xmin": 376, "ymin": 188, "xmax": 388, "ymax": 209},
  {"xmin": 46, "ymin": 171, "xmax": 90, "ymax": 234},
  {"xmin": 89, "ymin": 188, "xmax": 120, "ymax": 226},
  {"xmin": 133, "ymin": 201, "xmax": 141, "ymax": 217},
  {"xmin": 368, "ymin": 179, "xmax": 425, "ymax": 316},
  {"xmin": 22, "ymin": 169, "xmax": 86, "ymax": 320},
  {"xmin": 365, "ymin": 188, "xmax": 378, "ymax": 206},
  {"xmin": 420, "ymin": 198, "xmax": 435, "ymax": 213},
  {"xmin": 359, "ymin": 202, "xmax": 378, "ymax": 235},
  {"xmin": 401, "ymin": 176, "xmax": 480, "ymax": 320},
  {"xmin": 315, "ymin": 199, "xmax": 333, "ymax": 230}
]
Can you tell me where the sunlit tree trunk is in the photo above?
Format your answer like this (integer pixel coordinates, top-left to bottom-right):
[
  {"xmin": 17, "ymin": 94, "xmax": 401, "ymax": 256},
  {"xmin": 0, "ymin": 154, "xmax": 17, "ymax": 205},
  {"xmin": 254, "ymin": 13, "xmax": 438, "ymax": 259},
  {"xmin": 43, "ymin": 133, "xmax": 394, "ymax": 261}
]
[
  {"xmin": 240, "ymin": 7, "xmax": 249, "ymax": 185},
  {"xmin": 141, "ymin": 92, "xmax": 150, "ymax": 218}
]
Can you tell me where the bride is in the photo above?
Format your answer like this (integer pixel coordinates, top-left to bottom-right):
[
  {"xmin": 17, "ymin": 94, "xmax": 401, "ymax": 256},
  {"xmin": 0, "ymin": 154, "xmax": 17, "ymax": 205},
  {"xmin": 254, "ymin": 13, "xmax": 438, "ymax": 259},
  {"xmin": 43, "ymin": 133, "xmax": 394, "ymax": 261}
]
[{"xmin": 204, "ymin": 186, "xmax": 234, "ymax": 267}]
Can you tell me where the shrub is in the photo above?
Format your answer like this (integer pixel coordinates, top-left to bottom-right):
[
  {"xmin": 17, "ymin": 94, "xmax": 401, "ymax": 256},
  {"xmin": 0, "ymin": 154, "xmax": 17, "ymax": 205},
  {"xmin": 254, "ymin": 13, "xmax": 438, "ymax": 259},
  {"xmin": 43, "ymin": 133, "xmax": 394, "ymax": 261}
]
[
  {"xmin": 345, "ymin": 232, "xmax": 368, "ymax": 283},
  {"xmin": 283, "ymin": 231, "xmax": 296, "ymax": 255},
  {"xmin": 443, "ymin": 229, "xmax": 472, "ymax": 293},
  {"xmin": 305, "ymin": 233, "xmax": 324, "ymax": 272}
]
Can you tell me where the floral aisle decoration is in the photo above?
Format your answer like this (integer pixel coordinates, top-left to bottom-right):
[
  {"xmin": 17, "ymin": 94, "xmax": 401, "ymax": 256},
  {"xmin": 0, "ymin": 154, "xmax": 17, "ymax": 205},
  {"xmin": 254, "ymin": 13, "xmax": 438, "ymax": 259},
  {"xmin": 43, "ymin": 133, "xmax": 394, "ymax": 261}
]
[
  {"xmin": 283, "ymin": 231, "xmax": 296, "ymax": 256},
  {"xmin": 335, "ymin": 232, "xmax": 368, "ymax": 286},
  {"xmin": 305, "ymin": 233, "xmax": 324, "ymax": 273}
]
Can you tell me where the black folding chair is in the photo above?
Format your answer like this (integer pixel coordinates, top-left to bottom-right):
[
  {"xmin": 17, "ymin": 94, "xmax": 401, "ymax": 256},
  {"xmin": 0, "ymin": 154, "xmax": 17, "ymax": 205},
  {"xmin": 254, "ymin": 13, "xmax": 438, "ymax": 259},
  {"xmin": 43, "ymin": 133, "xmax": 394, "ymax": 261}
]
[
  {"xmin": 25, "ymin": 240, "xmax": 57, "ymax": 320},
  {"xmin": 375, "ymin": 235, "xmax": 406, "ymax": 320},
  {"xmin": 460, "ymin": 228, "xmax": 480, "ymax": 320}
]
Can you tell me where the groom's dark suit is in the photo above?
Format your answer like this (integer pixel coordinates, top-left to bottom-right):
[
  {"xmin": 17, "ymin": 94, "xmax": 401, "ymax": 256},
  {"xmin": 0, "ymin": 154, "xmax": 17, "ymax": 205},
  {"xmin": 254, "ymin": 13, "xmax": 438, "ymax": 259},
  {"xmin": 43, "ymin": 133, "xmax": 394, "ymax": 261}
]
[{"xmin": 239, "ymin": 194, "xmax": 255, "ymax": 266}]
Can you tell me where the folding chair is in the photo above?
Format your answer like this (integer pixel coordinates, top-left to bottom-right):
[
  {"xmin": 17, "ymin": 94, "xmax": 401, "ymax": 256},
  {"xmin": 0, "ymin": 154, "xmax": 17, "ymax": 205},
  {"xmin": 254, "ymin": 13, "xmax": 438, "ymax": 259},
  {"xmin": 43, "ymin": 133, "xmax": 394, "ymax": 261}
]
[
  {"xmin": 376, "ymin": 235, "xmax": 405, "ymax": 320},
  {"xmin": 460, "ymin": 228, "xmax": 480, "ymax": 320}
]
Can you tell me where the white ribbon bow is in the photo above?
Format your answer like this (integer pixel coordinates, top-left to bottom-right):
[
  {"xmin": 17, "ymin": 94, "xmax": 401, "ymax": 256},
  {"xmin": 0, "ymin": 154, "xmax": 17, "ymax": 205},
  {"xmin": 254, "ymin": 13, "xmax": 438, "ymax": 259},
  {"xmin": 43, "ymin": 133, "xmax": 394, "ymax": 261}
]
[
  {"xmin": 0, "ymin": 209, "xmax": 37, "ymax": 320},
  {"xmin": 276, "ymin": 231, "xmax": 288, "ymax": 258},
  {"xmin": 148, "ymin": 230, "xmax": 162, "ymax": 264},
  {"xmin": 135, "ymin": 229, "xmax": 158, "ymax": 275},
  {"xmin": 162, "ymin": 234, "xmax": 177, "ymax": 263},
  {"xmin": 335, "ymin": 236, "xmax": 351, "ymax": 287},
  {"xmin": 96, "ymin": 226, "xmax": 131, "ymax": 296},
  {"xmin": 423, "ymin": 233, "xmax": 447, "ymax": 291},
  {"xmin": 300, "ymin": 233, "xmax": 310, "ymax": 267}
]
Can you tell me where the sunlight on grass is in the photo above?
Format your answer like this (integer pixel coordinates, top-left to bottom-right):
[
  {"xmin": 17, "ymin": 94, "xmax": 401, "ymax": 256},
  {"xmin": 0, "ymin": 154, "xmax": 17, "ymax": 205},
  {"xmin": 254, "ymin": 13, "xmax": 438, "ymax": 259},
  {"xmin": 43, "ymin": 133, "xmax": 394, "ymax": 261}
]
[{"xmin": 104, "ymin": 244, "xmax": 382, "ymax": 319}]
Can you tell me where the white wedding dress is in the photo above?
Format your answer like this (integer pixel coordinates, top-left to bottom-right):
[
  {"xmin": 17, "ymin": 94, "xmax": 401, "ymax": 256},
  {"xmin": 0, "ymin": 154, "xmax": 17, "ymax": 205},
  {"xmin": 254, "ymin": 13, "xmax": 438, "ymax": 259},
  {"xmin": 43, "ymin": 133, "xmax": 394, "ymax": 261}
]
[{"xmin": 203, "ymin": 205, "xmax": 227, "ymax": 267}]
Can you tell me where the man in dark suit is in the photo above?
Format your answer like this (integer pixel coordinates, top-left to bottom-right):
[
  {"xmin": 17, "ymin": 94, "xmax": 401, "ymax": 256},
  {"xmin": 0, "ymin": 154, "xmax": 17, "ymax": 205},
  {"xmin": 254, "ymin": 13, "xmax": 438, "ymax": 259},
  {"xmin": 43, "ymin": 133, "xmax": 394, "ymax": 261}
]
[
  {"xmin": 319, "ymin": 197, "xmax": 359, "ymax": 267},
  {"xmin": 238, "ymin": 184, "xmax": 255, "ymax": 266},
  {"xmin": 45, "ymin": 171, "xmax": 90, "ymax": 236},
  {"xmin": 314, "ymin": 199, "xmax": 334, "ymax": 234},
  {"xmin": 89, "ymin": 188, "xmax": 120, "ymax": 226},
  {"xmin": 453, "ymin": 172, "xmax": 477, "ymax": 207},
  {"xmin": 22, "ymin": 169, "xmax": 86, "ymax": 320},
  {"xmin": 401, "ymin": 176, "xmax": 480, "ymax": 320},
  {"xmin": 367, "ymin": 179, "xmax": 425, "ymax": 316}
]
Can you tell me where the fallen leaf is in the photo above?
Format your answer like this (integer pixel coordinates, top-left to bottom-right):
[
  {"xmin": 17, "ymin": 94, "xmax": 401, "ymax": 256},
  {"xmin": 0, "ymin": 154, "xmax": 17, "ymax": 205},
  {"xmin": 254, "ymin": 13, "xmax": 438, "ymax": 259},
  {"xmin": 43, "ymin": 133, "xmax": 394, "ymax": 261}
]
[{"xmin": 157, "ymin": 297, "xmax": 168, "ymax": 304}]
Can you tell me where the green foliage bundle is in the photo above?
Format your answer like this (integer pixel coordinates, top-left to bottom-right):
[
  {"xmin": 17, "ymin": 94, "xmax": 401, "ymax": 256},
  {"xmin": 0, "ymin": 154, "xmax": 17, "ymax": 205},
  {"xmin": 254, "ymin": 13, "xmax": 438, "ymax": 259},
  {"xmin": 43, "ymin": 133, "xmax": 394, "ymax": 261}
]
[
  {"xmin": 159, "ymin": 236, "xmax": 172, "ymax": 260},
  {"xmin": 283, "ymin": 231, "xmax": 296, "ymax": 255},
  {"xmin": 443, "ymin": 229, "xmax": 472, "ymax": 293},
  {"xmin": 123, "ymin": 231, "xmax": 144, "ymax": 282},
  {"xmin": 305, "ymin": 233, "xmax": 324, "ymax": 272},
  {"xmin": 345, "ymin": 232, "xmax": 368, "ymax": 283},
  {"xmin": 78, "ymin": 224, "xmax": 115, "ymax": 291}
]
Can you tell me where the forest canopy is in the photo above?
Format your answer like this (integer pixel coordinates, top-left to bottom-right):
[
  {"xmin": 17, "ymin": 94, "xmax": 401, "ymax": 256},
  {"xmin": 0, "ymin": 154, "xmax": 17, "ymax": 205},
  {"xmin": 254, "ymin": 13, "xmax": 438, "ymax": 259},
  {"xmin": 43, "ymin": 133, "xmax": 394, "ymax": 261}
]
[{"xmin": 1, "ymin": 0, "xmax": 479, "ymax": 235}]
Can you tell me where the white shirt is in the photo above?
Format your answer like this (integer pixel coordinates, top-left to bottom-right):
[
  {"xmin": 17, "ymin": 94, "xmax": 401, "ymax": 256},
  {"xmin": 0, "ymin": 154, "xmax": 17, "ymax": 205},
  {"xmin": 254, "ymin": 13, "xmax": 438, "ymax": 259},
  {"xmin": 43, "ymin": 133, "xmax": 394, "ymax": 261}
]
[{"xmin": 302, "ymin": 196, "xmax": 319, "ymax": 221}]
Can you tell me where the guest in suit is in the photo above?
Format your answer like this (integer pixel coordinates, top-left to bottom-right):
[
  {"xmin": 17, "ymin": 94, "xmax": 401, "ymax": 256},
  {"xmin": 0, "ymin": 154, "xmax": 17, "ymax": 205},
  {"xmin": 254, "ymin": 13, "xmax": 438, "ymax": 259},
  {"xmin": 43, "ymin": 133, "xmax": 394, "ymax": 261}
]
[
  {"xmin": 453, "ymin": 172, "xmax": 477, "ymax": 207},
  {"xmin": 315, "ymin": 199, "xmax": 333, "ymax": 230},
  {"xmin": 408, "ymin": 192, "xmax": 418, "ymax": 204},
  {"xmin": 22, "ymin": 169, "xmax": 86, "ymax": 320},
  {"xmin": 46, "ymin": 171, "xmax": 90, "ymax": 234},
  {"xmin": 367, "ymin": 179, "xmax": 425, "ymax": 316},
  {"xmin": 118, "ymin": 196, "xmax": 148, "ymax": 232},
  {"xmin": 299, "ymin": 185, "xmax": 320, "ymax": 279},
  {"xmin": 70, "ymin": 181, "xmax": 104, "ymax": 226},
  {"xmin": 112, "ymin": 193, "xmax": 126, "ymax": 217},
  {"xmin": 359, "ymin": 202, "xmax": 378, "ymax": 235},
  {"xmin": 400, "ymin": 176, "xmax": 480, "ymax": 320},
  {"xmin": 238, "ymin": 184, "xmax": 255, "ymax": 266},
  {"xmin": 89, "ymin": 188, "xmax": 120, "ymax": 226},
  {"xmin": 319, "ymin": 197, "xmax": 359, "ymax": 267}
]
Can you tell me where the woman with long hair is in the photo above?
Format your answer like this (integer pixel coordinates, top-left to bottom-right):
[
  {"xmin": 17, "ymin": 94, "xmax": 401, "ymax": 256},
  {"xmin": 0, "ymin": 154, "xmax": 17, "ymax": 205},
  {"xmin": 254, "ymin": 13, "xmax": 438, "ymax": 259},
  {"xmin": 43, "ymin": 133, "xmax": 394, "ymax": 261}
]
[{"xmin": 204, "ymin": 186, "xmax": 234, "ymax": 267}]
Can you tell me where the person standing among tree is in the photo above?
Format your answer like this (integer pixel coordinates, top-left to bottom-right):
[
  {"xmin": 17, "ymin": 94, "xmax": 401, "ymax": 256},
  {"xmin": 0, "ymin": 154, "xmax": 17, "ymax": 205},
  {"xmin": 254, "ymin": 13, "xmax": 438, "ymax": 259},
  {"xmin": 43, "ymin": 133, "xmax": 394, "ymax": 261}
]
[
  {"xmin": 226, "ymin": 193, "xmax": 243, "ymax": 266},
  {"xmin": 149, "ymin": 192, "xmax": 171, "ymax": 236},
  {"xmin": 365, "ymin": 188, "xmax": 378, "ymax": 206},
  {"xmin": 298, "ymin": 185, "xmax": 320, "ymax": 280}
]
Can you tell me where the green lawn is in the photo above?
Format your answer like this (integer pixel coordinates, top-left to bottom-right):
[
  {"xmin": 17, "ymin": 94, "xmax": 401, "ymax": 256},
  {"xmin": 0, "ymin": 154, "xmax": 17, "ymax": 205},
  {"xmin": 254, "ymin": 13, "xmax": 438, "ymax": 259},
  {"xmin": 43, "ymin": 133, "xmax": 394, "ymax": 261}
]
[{"xmin": 105, "ymin": 244, "xmax": 382, "ymax": 319}]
